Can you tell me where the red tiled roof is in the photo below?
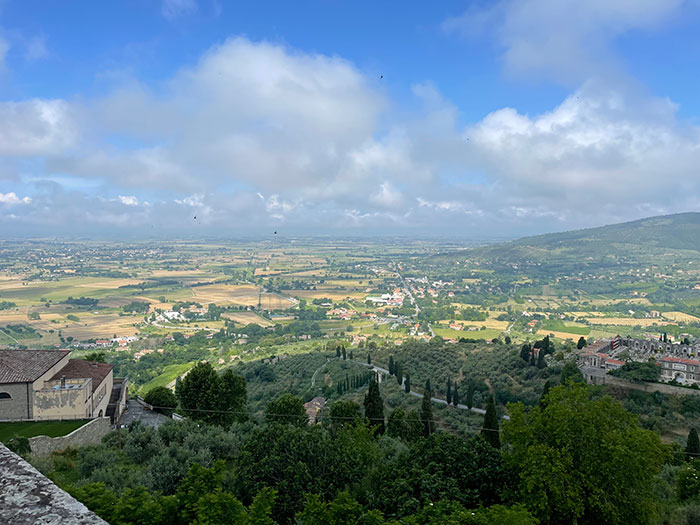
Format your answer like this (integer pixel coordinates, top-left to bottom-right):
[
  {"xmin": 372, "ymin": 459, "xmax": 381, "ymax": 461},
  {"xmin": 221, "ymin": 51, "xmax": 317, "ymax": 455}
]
[
  {"xmin": 658, "ymin": 356, "xmax": 700, "ymax": 366},
  {"xmin": 606, "ymin": 358, "xmax": 625, "ymax": 365},
  {"xmin": 0, "ymin": 349, "xmax": 69, "ymax": 383},
  {"xmin": 51, "ymin": 359, "xmax": 113, "ymax": 393}
]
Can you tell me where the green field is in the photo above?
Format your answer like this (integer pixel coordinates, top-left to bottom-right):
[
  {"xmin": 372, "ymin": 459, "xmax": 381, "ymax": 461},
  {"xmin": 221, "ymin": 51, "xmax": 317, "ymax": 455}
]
[
  {"xmin": 433, "ymin": 326, "xmax": 502, "ymax": 340},
  {"xmin": 138, "ymin": 362, "xmax": 195, "ymax": 394},
  {"xmin": 0, "ymin": 420, "xmax": 89, "ymax": 443},
  {"xmin": 540, "ymin": 319, "xmax": 591, "ymax": 335}
]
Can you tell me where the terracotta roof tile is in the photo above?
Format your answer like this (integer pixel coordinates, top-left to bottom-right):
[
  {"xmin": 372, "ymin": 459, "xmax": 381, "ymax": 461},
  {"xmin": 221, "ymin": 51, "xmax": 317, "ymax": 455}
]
[
  {"xmin": 51, "ymin": 360, "xmax": 113, "ymax": 393},
  {"xmin": 0, "ymin": 350, "xmax": 69, "ymax": 384}
]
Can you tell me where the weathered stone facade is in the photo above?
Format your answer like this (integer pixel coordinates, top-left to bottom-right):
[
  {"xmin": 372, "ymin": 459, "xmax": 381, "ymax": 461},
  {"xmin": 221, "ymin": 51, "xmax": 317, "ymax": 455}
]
[
  {"xmin": 0, "ymin": 443, "xmax": 106, "ymax": 524},
  {"xmin": 29, "ymin": 417, "xmax": 112, "ymax": 458}
]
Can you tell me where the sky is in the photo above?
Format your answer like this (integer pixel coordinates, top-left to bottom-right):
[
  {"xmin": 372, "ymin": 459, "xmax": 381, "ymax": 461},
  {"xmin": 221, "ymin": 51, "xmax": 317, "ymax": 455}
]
[{"xmin": 1, "ymin": 0, "xmax": 700, "ymax": 238}]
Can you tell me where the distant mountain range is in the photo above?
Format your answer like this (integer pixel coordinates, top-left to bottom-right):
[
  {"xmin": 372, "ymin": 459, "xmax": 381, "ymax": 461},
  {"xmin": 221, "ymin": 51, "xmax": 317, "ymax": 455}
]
[
  {"xmin": 509, "ymin": 212, "xmax": 700, "ymax": 251},
  {"xmin": 435, "ymin": 212, "xmax": 700, "ymax": 273}
]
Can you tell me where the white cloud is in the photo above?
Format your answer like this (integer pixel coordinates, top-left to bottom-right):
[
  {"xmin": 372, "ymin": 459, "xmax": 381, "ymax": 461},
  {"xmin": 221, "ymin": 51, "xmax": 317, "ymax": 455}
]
[
  {"xmin": 468, "ymin": 82, "xmax": 700, "ymax": 208},
  {"xmin": 370, "ymin": 182, "xmax": 403, "ymax": 208},
  {"xmin": 118, "ymin": 195, "xmax": 139, "ymax": 206},
  {"xmin": 0, "ymin": 99, "xmax": 76, "ymax": 156},
  {"xmin": 161, "ymin": 0, "xmax": 197, "ymax": 20},
  {"xmin": 0, "ymin": 192, "xmax": 31, "ymax": 205},
  {"xmin": 3, "ymin": 35, "xmax": 700, "ymax": 235},
  {"xmin": 444, "ymin": 0, "xmax": 686, "ymax": 83}
]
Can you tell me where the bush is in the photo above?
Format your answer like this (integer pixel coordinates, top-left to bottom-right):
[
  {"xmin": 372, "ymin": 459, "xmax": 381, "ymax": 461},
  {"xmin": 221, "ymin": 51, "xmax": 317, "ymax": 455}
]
[{"xmin": 144, "ymin": 386, "xmax": 178, "ymax": 416}]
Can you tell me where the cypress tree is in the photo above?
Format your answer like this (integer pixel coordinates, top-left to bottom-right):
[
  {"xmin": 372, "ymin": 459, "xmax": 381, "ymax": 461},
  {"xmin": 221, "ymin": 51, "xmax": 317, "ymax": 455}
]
[
  {"xmin": 389, "ymin": 355, "xmax": 395, "ymax": 375},
  {"xmin": 395, "ymin": 363, "xmax": 402, "ymax": 385},
  {"xmin": 425, "ymin": 379, "xmax": 432, "ymax": 394},
  {"xmin": 466, "ymin": 381, "xmax": 474, "ymax": 409},
  {"xmin": 520, "ymin": 343, "xmax": 531, "ymax": 362},
  {"xmin": 336, "ymin": 345, "xmax": 341, "ymax": 358},
  {"xmin": 529, "ymin": 351, "xmax": 536, "ymax": 366},
  {"xmin": 404, "ymin": 374, "xmax": 411, "ymax": 393},
  {"xmin": 540, "ymin": 380, "xmax": 552, "ymax": 407},
  {"xmin": 446, "ymin": 378, "xmax": 452, "ymax": 405},
  {"xmin": 537, "ymin": 348, "xmax": 547, "ymax": 369},
  {"xmin": 367, "ymin": 353, "xmax": 371, "ymax": 365},
  {"xmin": 481, "ymin": 394, "xmax": 500, "ymax": 448},
  {"xmin": 421, "ymin": 389, "xmax": 435, "ymax": 437},
  {"xmin": 687, "ymin": 428, "xmax": 700, "ymax": 460},
  {"xmin": 342, "ymin": 347, "xmax": 347, "ymax": 360},
  {"xmin": 363, "ymin": 377, "xmax": 385, "ymax": 435},
  {"xmin": 350, "ymin": 350, "xmax": 354, "ymax": 360},
  {"xmin": 577, "ymin": 336, "xmax": 587, "ymax": 349}
]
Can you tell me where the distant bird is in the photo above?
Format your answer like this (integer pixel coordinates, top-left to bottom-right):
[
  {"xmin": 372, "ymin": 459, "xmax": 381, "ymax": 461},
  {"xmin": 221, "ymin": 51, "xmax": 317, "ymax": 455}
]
[
  {"xmin": 380, "ymin": 74, "xmax": 383, "ymax": 79},
  {"xmin": 274, "ymin": 231, "xmax": 277, "ymax": 235},
  {"xmin": 193, "ymin": 216, "xmax": 197, "ymax": 220}
]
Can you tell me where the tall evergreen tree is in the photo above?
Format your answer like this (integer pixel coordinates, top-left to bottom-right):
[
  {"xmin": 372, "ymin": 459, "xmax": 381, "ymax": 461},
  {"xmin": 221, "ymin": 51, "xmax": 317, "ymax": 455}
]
[
  {"xmin": 342, "ymin": 347, "xmax": 347, "ymax": 360},
  {"xmin": 446, "ymin": 378, "xmax": 452, "ymax": 405},
  {"xmin": 540, "ymin": 380, "xmax": 552, "ymax": 407},
  {"xmin": 481, "ymin": 394, "xmax": 500, "ymax": 448},
  {"xmin": 404, "ymin": 373, "xmax": 411, "ymax": 393},
  {"xmin": 367, "ymin": 353, "xmax": 371, "ymax": 365},
  {"xmin": 529, "ymin": 351, "xmax": 537, "ymax": 366},
  {"xmin": 395, "ymin": 363, "xmax": 402, "ymax": 385},
  {"xmin": 349, "ymin": 350, "xmax": 354, "ymax": 360},
  {"xmin": 425, "ymin": 379, "xmax": 432, "ymax": 394},
  {"xmin": 466, "ymin": 381, "xmax": 474, "ymax": 409},
  {"xmin": 452, "ymin": 382, "xmax": 459, "ymax": 406},
  {"xmin": 504, "ymin": 335, "xmax": 512, "ymax": 345},
  {"xmin": 542, "ymin": 335, "xmax": 551, "ymax": 354},
  {"xmin": 335, "ymin": 345, "xmax": 341, "ymax": 358},
  {"xmin": 421, "ymin": 389, "xmax": 435, "ymax": 437},
  {"xmin": 687, "ymin": 428, "xmax": 700, "ymax": 460},
  {"xmin": 520, "ymin": 343, "xmax": 531, "ymax": 362},
  {"xmin": 363, "ymin": 377, "xmax": 385, "ymax": 435},
  {"xmin": 537, "ymin": 348, "xmax": 547, "ymax": 369},
  {"xmin": 577, "ymin": 336, "xmax": 587, "ymax": 349},
  {"xmin": 388, "ymin": 355, "xmax": 395, "ymax": 375}
]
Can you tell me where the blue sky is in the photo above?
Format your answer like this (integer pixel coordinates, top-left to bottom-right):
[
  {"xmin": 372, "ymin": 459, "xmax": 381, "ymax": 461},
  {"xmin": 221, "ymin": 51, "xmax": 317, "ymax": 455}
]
[{"xmin": 1, "ymin": 0, "xmax": 700, "ymax": 237}]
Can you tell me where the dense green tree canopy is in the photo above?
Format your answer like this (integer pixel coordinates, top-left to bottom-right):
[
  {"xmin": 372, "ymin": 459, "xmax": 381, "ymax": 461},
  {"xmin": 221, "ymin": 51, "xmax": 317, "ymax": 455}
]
[
  {"xmin": 265, "ymin": 393, "xmax": 307, "ymax": 426},
  {"xmin": 504, "ymin": 383, "xmax": 667, "ymax": 524}
]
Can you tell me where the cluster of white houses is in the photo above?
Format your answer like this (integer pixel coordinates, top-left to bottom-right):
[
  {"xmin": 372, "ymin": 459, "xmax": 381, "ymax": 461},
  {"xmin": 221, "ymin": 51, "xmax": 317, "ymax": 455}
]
[
  {"xmin": 579, "ymin": 336, "xmax": 700, "ymax": 385},
  {"xmin": 0, "ymin": 349, "xmax": 128, "ymax": 422}
]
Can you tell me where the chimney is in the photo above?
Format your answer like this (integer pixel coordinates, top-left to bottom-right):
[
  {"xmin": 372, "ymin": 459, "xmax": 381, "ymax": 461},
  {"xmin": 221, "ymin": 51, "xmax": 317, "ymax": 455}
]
[{"xmin": 60, "ymin": 376, "xmax": 66, "ymax": 388}]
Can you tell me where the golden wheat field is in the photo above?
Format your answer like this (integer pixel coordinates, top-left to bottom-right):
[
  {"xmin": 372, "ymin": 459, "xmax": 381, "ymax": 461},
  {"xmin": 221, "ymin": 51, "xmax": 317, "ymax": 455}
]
[{"xmin": 190, "ymin": 284, "xmax": 294, "ymax": 309}]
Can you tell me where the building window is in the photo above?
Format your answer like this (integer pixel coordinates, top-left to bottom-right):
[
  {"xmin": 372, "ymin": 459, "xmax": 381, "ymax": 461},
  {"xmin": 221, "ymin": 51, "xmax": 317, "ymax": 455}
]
[{"xmin": 0, "ymin": 392, "xmax": 11, "ymax": 399}]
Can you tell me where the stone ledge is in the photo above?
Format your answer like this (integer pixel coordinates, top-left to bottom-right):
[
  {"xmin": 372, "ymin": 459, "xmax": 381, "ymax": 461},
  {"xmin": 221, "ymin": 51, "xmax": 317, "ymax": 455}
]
[{"xmin": 0, "ymin": 443, "xmax": 106, "ymax": 525}]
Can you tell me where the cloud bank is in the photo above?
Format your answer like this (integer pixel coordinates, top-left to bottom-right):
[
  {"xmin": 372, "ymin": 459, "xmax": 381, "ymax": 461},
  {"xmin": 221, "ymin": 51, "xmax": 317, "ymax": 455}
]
[{"xmin": 1, "ymin": 17, "xmax": 699, "ymax": 237}]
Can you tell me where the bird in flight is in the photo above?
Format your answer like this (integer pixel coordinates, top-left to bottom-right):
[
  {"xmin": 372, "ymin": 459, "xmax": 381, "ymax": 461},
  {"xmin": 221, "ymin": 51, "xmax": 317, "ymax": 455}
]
[
  {"xmin": 193, "ymin": 216, "xmax": 197, "ymax": 220},
  {"xmin": 274, "ymin": 231, "xmax": 277, "ymax": 235}
]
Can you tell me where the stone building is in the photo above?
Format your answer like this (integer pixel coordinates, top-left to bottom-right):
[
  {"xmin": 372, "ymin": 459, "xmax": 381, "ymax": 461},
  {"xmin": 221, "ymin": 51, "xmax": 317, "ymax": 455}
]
[
  {"xmin": 0, "ymin": 349, "xmax": 127, "ymax": 422},
  {"xmin": 656, "ymin": 356, "xmax": 700, "ymax": 385}
]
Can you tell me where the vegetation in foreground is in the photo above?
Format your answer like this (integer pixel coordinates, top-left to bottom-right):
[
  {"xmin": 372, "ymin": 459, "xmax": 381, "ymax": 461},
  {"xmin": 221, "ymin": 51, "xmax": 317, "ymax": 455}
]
[{"xmin": 28, "ymin": 362, "xmax": 700, "ymax": 525}]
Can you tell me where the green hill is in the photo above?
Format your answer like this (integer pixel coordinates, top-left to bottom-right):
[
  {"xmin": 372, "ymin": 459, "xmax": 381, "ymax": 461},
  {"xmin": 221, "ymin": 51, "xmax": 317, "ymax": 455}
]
[
  {"xmin": 428, "ymin": 212, "xmax": 700, "ymax": 279},
  {"xmin": 510, "ymin": 212, "xmax": 700, "ymax": 251}
]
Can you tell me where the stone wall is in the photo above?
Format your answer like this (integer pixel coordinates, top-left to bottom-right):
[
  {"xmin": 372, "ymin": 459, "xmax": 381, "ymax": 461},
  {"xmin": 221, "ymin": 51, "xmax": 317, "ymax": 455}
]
[
  {"xmin": 604, "ymin": 376, "xmax": 700, "ymax": 397},
  {"xmin": 29, "ymin": 417, "xmax": 111, "ymax": 458},
  {"xmin": 0, "ymin": 443, "xmax": 106, "ymax": 524}
]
